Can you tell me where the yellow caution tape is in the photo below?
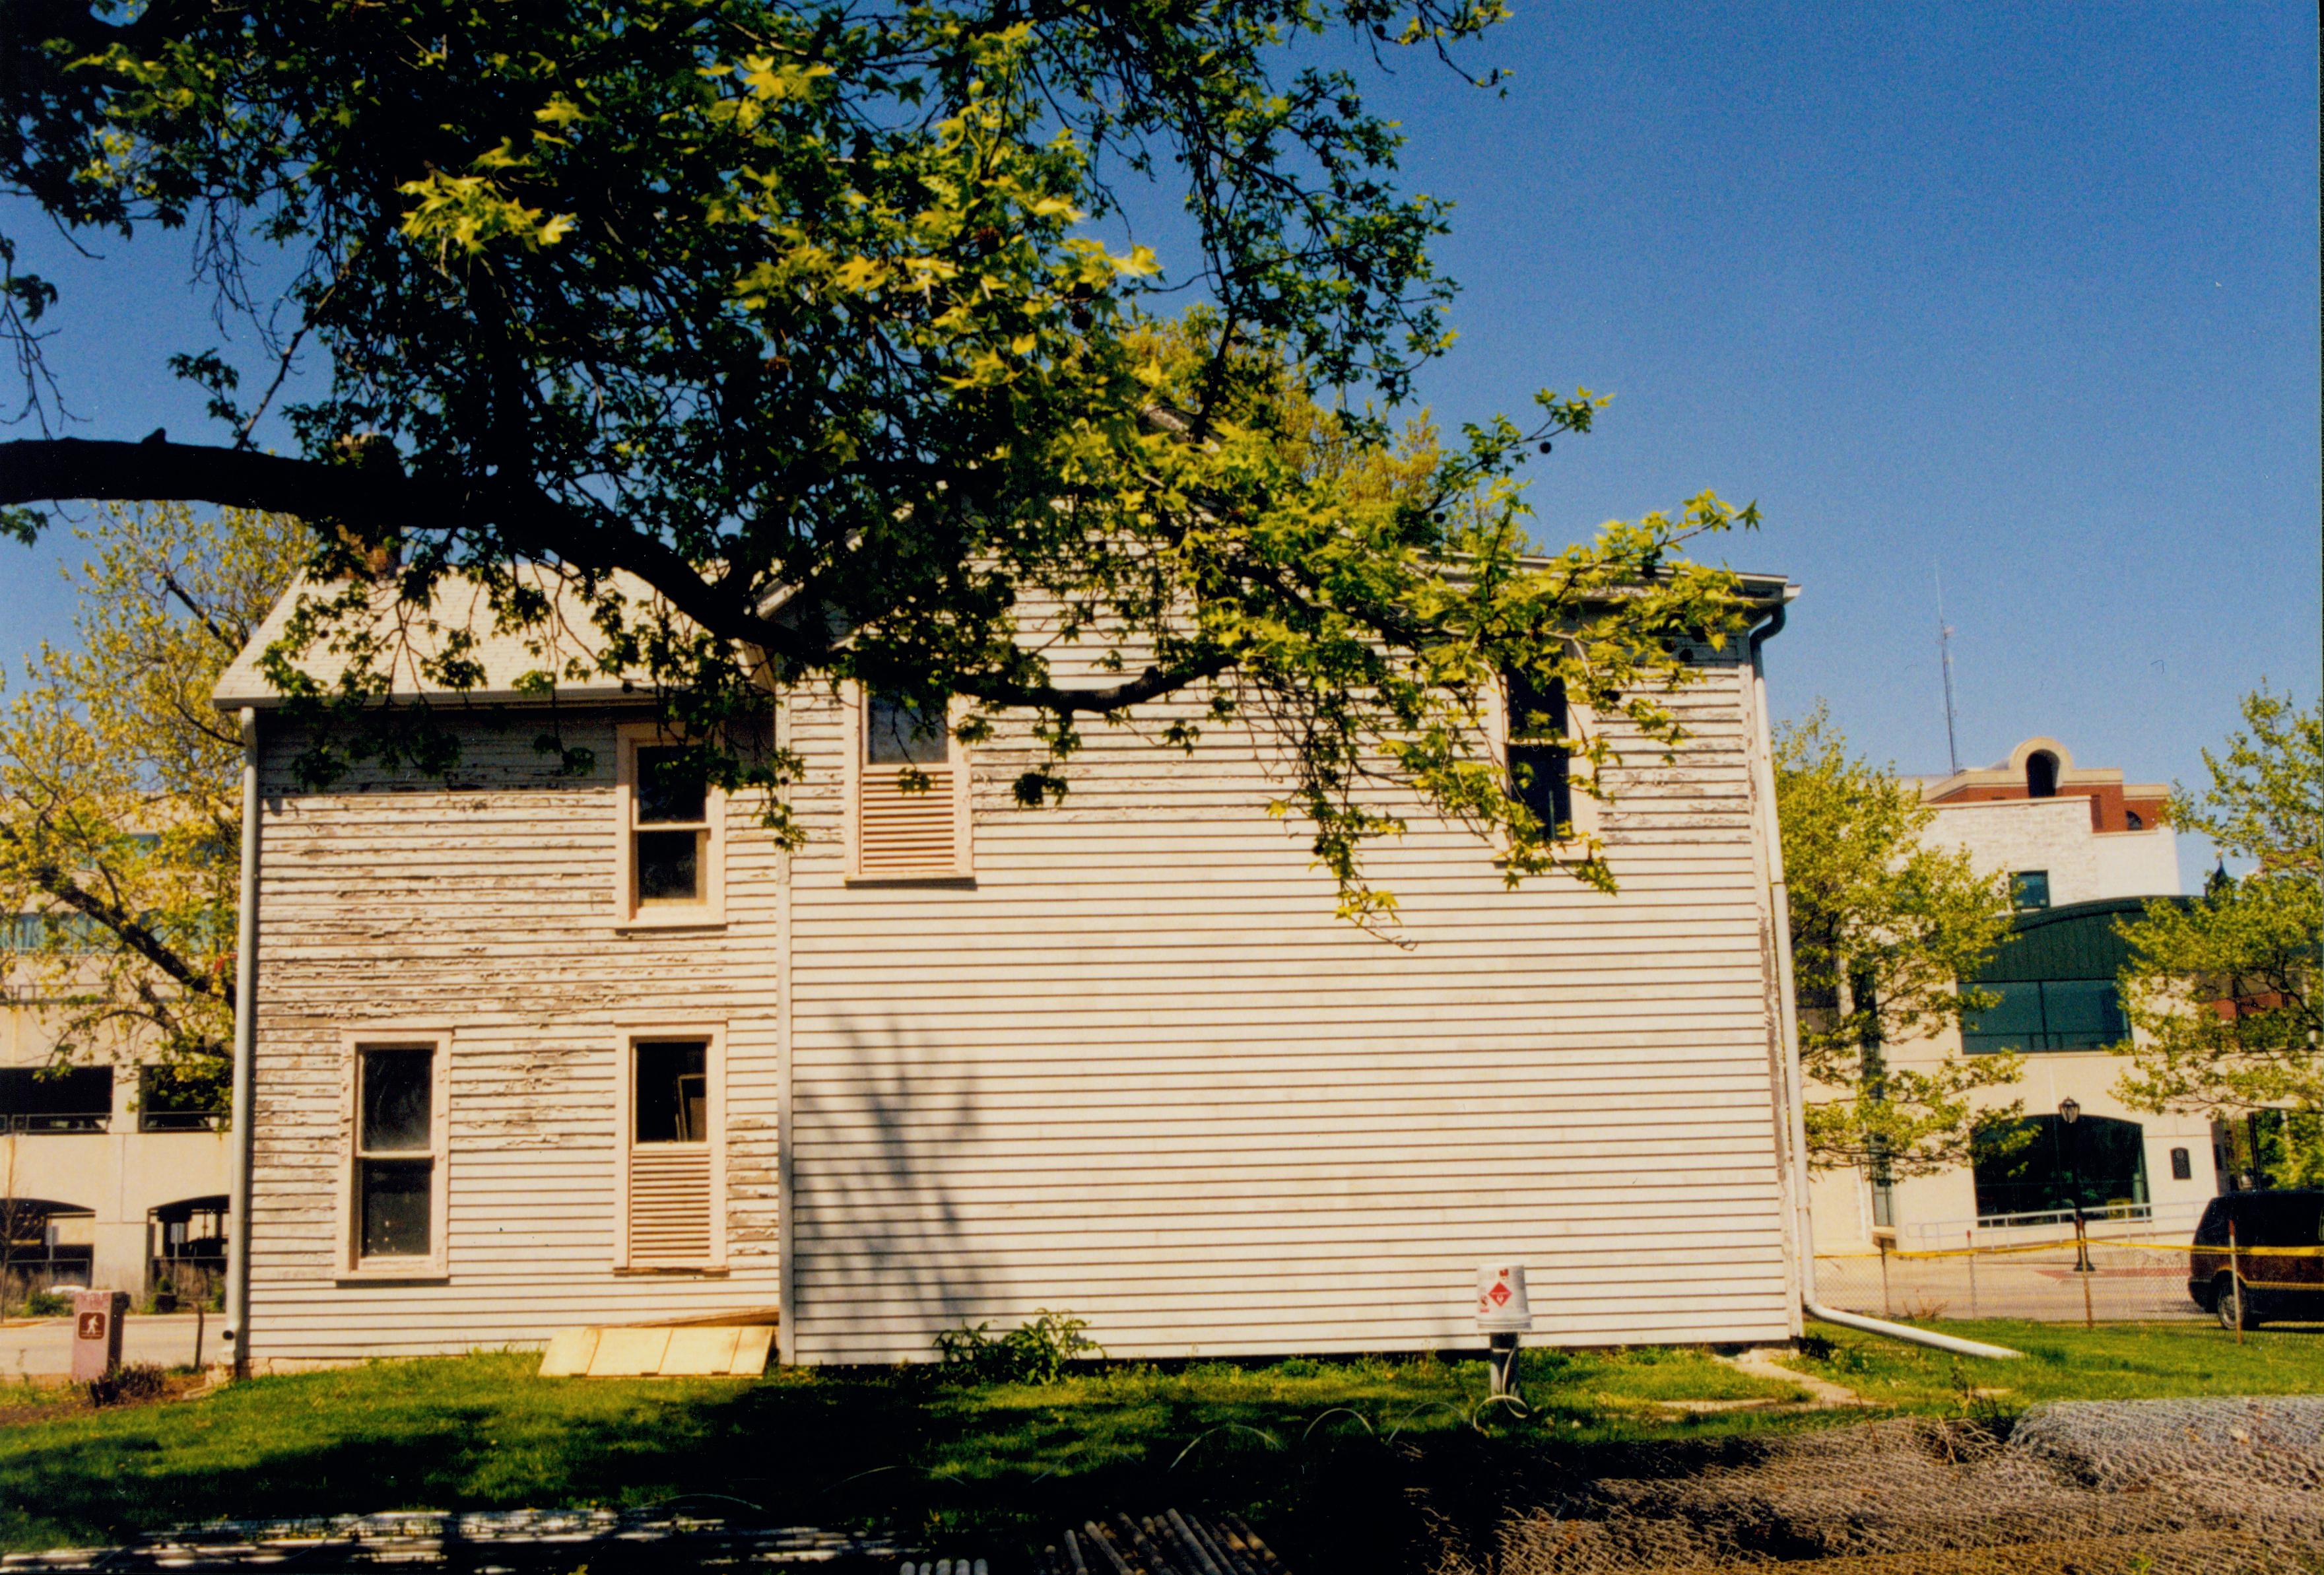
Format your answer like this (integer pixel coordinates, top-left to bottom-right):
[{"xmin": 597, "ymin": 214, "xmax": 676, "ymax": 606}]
[{"xmin": 1818, "ymin": 1240, "xmax": 2324, "ymax": 1261}]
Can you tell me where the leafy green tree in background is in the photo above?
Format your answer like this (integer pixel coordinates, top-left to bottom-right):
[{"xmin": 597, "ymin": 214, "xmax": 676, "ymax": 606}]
[
  {"xmin": 0, "ymin": 1, "xmax": 1759, "ymax": 920},
  {"xmin": 0, "ymin": 504, "xmax": 307, "ymax": 1102},
  {"xmin": 2116, "ymin": 690, "xmax": 2323, "ymax": 1184},
  {"xmin": 1775, "ymin": 706, "xmax": 2020, "ymax": 1180}
]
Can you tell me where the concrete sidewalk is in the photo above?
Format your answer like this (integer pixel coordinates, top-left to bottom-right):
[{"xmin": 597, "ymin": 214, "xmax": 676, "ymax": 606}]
[{"xmin": 0, "ymin": 1312, "xmax": 216, "ymax": 1378}]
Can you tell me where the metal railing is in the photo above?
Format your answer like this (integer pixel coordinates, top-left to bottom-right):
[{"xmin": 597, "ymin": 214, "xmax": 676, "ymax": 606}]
[
  {"xmin": 1974, "ymin": 1202, "xmax": 2152, "ymax": 1232},
  {"xmin": 139, "ymin": 1109, "xmax": 227, "ymax": 1132},
  {"xmin": 0, "ymin": 1110, "xmax": 110, "ymax": 1135}
]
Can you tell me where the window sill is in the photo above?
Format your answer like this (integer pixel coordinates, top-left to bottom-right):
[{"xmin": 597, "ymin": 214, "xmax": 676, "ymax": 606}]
[
  {"xmin": 336, "ymin": 1265, "xmax": 450, "ymax": 1285},
  {"xmin": 614, "ymin": 910, "xmax": 728, "ymax": 933},
  {"xmin": 614, "ymin": 1264, "xmax": 730, "ymax": 1277},
  {"xmin": 842, "ymin": 873, "xmax": 976, "ymax": 888}
]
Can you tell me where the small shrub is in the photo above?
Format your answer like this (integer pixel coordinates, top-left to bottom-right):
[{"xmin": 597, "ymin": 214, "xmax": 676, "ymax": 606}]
[
  {"xmin": 20, "ymin": 1289, "xmax": 73, "ymax": 1318},
  {"xmin": 1797, "ymin": 1334, "xmax": 1874, "ymax": 1375},
  {"xmin": 1271, "ymin": 1356, "xmax": 1321, "ymax": 1378},
  {"xmin": 933, "ymin": 1310, "xmax": 1102, "ymax": 1384},
  {"xmin": 85, "ymin": 1362, "xmax": 172, "ymax": 1407}
]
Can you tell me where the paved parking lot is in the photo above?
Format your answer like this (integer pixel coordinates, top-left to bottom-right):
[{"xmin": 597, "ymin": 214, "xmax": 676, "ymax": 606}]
[{"xmin": 0, "ymin": 1312, "xmax": 216, "ymax": 1378}]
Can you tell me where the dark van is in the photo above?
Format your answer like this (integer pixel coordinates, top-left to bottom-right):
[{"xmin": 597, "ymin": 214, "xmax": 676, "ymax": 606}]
[{"xmin": 2189, "ymin": 1190, "xmax": 2324, "ymax": 1328}]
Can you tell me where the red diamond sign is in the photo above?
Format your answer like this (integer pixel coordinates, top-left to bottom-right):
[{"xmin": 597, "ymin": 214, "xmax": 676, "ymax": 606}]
[{"xmin": 1487, "ymin": 1281, "xmax": 1511, "ymax": 1307}]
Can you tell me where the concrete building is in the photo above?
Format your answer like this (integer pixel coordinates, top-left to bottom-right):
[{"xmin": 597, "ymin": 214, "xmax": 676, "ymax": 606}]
[
  {"xmin": 1, "ymin": 989, "xmax": 231, "ymax": 1303},
  {"xmin": 1807, "ymin": 737, "xmax": 2210, "ymax": 1254}
]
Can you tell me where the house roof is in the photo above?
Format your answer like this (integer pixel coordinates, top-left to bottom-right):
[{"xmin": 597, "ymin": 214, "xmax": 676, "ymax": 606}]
[
  {"xmin": 213, "ymin": 563, "xmax": 1797, "ymax": 710},
  {"xmin": 211, "ymin": 566, "xmax": 665, "ymax": 710}
]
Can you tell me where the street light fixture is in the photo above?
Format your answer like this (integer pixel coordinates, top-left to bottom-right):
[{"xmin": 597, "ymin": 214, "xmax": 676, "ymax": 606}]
[{"xmin": 2059, "ymin": 1099, "xmax": 2092, "ymax": 1274}]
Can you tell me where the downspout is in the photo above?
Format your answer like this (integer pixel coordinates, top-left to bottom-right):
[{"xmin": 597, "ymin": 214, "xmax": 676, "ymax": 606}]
[
  {"xmin": 1745, "ymin": 603, "xmax": 2020, "ymax": 1364},
  {"xmin": 224, "ymin": 707, "xmax": 261, "ymax": 1379}
]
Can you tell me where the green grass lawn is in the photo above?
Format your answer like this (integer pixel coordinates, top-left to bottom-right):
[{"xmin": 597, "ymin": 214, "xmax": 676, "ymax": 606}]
[
  {"xmin": 3, "ymin": 1324, "xmax": 2317, "ymax": 1563},
  {"xmin": 1784, "ymin": 1318, "xmax": 2324, "ymax": 1411}
]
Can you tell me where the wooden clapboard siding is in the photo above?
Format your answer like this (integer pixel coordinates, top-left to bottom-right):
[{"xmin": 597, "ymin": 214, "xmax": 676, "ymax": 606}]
[
  {"xmin": 239, "ymin": 621, "xmax": 1798, "ymax": 1365},
  {"xmin": 783, "ymin": 655, "xmax": 1802, "ymax": 1362},
  {"xmin": 245, "ymin": 714, "xmax": 782, "ymax": 1365}
]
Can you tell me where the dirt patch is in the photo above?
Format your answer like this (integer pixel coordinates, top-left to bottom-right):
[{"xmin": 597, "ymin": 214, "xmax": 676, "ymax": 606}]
[
  {"xmin": 0, "ymin": 1366, "xmax": 207, "ymax": 1427},
  {"xmin": 1418, "ymin": 1397, "xmax": 2324, "ymax": 1574}
]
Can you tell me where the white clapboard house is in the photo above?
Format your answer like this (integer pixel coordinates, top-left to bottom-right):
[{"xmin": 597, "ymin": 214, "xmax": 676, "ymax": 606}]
[{"xmin": 213, "ymin": 570, "xmax": 1808, "ymax": 1369}]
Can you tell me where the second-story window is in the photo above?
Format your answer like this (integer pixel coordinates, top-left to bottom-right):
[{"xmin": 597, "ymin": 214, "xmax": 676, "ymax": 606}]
[
  {"xmin": 850, "ymin": 688, "xmax": 972, "ymax": 879},
  {"xmin": 618, "ymin": 727, "xmax": 724, "ymax": 924},
  {"xmin": 1505, "ymin": 668, "xmax": 1573, "ymax": 837}
]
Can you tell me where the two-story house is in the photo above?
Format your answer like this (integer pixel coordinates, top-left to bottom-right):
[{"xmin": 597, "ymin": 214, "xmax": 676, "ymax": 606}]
[{"xmin": 211, "ymin": 570, "xmax": 1812, "ymax": 1370}]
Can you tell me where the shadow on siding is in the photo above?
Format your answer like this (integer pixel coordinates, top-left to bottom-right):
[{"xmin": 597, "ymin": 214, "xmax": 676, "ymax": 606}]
[{"xmin": 794, "ymin": 1019, "xmax": 993, "ymax": 1361}]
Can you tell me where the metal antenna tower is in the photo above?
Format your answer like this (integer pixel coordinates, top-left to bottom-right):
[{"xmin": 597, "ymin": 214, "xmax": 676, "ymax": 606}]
[{"xmin": 1935, "ymin": 569, "xmax": 1961, "ymax": 774}]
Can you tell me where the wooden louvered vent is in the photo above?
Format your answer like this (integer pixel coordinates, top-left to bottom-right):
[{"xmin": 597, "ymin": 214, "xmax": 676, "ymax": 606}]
[
  {"xmin": 627, "ymin": 1145, "xmax": 712, "ymax": 1265},
  {"xmin": 857, "ymin": 765, "xmax": 962, "ymax": 876}
]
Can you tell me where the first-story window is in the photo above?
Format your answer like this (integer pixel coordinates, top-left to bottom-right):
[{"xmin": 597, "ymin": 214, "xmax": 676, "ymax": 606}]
[
  {"xmin": 619, "ymin": 1030, "xmax": 725, "ymax": 1270},
  {"xmin": 345, "ymin": 1034, "xmax": 449, "ymax": 1276},
  {"xmin": 618, "ymin": 725, "xmax": 724, "ymax": 924}
]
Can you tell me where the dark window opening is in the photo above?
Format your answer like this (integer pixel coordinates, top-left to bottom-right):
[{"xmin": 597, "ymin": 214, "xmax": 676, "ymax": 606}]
[
  {"xmin": 1962, "ymin": 978, "xmax": 2127, "ymax": 1054},
  {"xmin": 2010, "ymin": 871, "xmax": 2051, "ymax": 910},
  {"xmin": 360, "ymin": 1050, "xmax": 432, "ymax": 1152},
  {"xmin": 137, "ymin": 1067, "xmax": 228, "ymax": 1132},
  {"xmin": 355, "ymin": 1046, "xmax": 434, "ymax": 1260},
  {"xmin": 2125, "ymin": 810, "xmax": 2144, "ymax": 830},
  {"xmin": 867, "ymin": 692, "xmax": 948, "ymax": 766},
  {"xmin": 631, "ymin": 745, "xmax": 708, "ymax": 906},
  {"xmin": 635, "ymin": 1040, "xmax": 708, "ymax": 1144},
  {"xmin": 1505, "ymin": 669, "xmax": 1572, "ymax": 835},
  {"xmin": 359, "ymin": 1160, "xmax": 432, "ymax": 1259},
  {"xmin": 636, "ymin": 830, "xmax": 702, "ymax": 902},
  {"xmin": 2026, "ymin": 751, "xmax": 2059, "ymax": 798},
  {"xmin": 0, "ymin": 1066, "xmax": 113, "ymax": 1134},
  {"xmin": 634, "ymin": 747, "xmax": 707, "ymax": 824},
  {"xmin": 1973, "ymin": 1112, "xmax": 2149, "ymax": 1219}
]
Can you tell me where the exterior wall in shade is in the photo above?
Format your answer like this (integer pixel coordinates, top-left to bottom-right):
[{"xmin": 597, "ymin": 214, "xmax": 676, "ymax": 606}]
[
  {"xmin": 783, "ymin": 653, "xmax": 1803, "ymax": 1362},
  {"xmin": 241, "ymin": 711, "xmax": 783, "ymax": 1368}
]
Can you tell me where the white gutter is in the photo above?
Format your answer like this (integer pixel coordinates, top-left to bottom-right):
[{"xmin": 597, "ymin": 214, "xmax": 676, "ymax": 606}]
[
  {"xmin": 224, "ymin": 707, "xmax": 261, "ymax": 1380},
  {"xmin": 1745, "ymin": 608, "xmax": 2020, "ymax": 1365}
]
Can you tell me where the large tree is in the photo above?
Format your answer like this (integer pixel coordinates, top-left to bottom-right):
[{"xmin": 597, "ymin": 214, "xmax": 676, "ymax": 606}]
[
  {"xmin": 1, "ymin": 1, "xmax": 1755, "ymax": 915},
  {"xmin": 1775, "ymin": 707, "xmax": 2020, "ymax": 1180},
  {"xmin": 0, "ymin": 502, "xmax": 306, "ymax": 1104},
  {"xmin": 2115, "ymin": 689, "xmax": 2323, "ymax": 1183}
]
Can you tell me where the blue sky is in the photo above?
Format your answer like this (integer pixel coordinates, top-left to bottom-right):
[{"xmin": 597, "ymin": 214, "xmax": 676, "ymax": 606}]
[{"xmin": 3, "ymin": 2, "xmax": 2317, "ymax": 886}]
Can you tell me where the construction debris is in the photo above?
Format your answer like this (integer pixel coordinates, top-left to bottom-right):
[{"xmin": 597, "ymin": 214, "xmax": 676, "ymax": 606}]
[{"xmin": 1038, "ymin": 1510, "xmax": 1290, "ymax": 1575}]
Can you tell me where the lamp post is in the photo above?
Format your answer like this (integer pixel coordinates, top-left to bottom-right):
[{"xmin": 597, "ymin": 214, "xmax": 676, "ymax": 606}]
[{"xmin": 2059, "ymin": 1098, "xmax": 2093, "ymax": 1274}]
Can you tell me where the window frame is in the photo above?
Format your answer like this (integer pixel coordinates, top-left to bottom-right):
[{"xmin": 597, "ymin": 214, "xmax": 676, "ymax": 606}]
[
  {"xmin": 844, "ymin": 685, "xmax": 974, "ymax": 883},
  {"xmin": 338, "ymin": 1027, "xmax": 452, "ymax": 1282},
  {"xmin": 614, "ymin": 722, "xmax": 727, "ymax": 927},
  {"xmin": 2009, "ymin": 870, "xmax": 2051, "ymax": 911},
  {"xmin": 1490, "ymin": 670, "xmax": 1600, "ymax": 848},
  {"xmin": 613, "ymin": 1022, "xmax": 728, "ymax": 1273}
]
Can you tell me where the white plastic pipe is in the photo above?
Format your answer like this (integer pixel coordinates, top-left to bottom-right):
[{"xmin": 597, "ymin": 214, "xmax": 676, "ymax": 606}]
[
  {"xmin": 1804, "ymin": 1300, "xmax": 2023, "ymax": 1361},
  {"xmin": 224, "ymin": 707, "xmax": 260, "ymax": 1380},
  {"xmin": 1745, "ymin": 609, "xmax": 2022, "ymax": 1366}
]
